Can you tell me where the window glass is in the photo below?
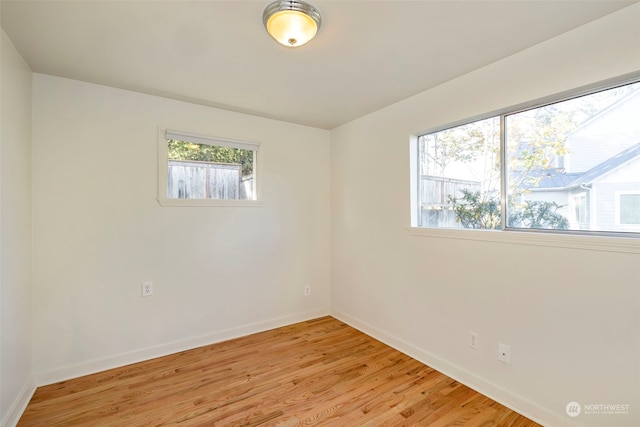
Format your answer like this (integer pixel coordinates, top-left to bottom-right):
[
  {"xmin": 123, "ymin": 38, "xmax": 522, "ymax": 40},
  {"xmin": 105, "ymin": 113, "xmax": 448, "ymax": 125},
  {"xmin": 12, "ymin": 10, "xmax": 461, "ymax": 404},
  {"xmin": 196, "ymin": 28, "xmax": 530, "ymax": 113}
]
[
  {"xmin": 414, "ymin": 80, "xmax": 640, "ymax": 236},
  {"xmin": 417, "ymin": 117, "xmax": 500, "ymax": 228},
  {"xmin": 620, "ymin": 193, "xmax": 640, "ymax": 225},
  {"xmin": 163, "ymin": 132, "xmax": 258, "ymax": 201},
  {"xmin": 505, "ymin": 82, "xmax": 640, "ymax": 232}
]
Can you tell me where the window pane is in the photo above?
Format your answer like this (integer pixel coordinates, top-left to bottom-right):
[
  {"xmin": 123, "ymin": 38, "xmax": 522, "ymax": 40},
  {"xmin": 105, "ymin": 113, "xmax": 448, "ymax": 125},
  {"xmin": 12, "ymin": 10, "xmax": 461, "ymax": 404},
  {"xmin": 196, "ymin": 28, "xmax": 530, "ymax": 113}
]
[
  {"xmin": 505, "ymin": 82, "xmax": 640, "ymax": 232},
  {"xmin": 620, "ymin": 194, "xmax": 640, "ymax": 224},
  {"xmin": 418, "ymin": 117, "xmax": 500, "ymax": 228},
  {"xmin": 167, "ymin": 139, "xmax": 256, "ymax": 200}
]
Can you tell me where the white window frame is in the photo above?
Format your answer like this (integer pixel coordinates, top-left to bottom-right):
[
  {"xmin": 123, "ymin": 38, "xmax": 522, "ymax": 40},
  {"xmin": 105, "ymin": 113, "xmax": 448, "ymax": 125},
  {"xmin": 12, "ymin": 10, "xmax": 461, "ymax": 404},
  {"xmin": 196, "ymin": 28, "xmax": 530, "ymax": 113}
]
[
  {"xmin": 616, "ymin": 191, "xmax": 640, "ymax": 229},
  {"xmin": 157, "ymin": 128, "xmax": 263, "ymax": 207},
  {"xmin": 572, "ymin": 193, "xmax": 587, "ymax": 227}
]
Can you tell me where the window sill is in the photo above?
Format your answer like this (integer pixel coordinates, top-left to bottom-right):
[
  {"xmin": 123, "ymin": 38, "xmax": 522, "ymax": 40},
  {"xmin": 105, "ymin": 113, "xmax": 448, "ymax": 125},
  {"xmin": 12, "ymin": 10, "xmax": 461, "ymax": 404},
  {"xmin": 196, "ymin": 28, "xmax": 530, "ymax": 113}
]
[
  {"xmin": 157, "ymin": 198, "xmax": 264, "ymax": 207},
  {"xmin": 407, "ymin": 227, "xmax": 640, "ymax": 254}
]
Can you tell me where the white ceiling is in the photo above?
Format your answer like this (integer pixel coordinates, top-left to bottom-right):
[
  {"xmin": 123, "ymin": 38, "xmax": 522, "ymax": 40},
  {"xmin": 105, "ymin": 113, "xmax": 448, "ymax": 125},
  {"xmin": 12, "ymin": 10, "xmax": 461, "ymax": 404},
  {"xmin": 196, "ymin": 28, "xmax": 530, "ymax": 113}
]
[{"xmin": 1, "ymin": 0, "xmax": 636, "ymax": 129}]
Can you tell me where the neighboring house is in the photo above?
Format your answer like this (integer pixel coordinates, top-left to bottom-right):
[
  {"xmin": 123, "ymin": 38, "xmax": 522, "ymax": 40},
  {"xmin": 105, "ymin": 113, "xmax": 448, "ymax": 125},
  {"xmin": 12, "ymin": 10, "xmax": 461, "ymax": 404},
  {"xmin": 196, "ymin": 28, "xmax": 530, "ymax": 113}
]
[{"xmin": 523, "ymin": 89, "xmax": 640, "ymax": 232}]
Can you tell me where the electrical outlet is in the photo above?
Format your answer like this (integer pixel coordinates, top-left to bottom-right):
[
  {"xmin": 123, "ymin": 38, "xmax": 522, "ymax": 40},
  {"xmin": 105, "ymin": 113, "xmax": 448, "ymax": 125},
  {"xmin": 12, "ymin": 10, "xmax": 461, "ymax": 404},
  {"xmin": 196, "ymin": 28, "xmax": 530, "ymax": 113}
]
[
  {"xmin": 304, "ymin": 285, "xmax": 311, "ymax": 296},
  {"xmin": 142, "ymin": 281, "xmax": 153, "ymax": 297},
  {"xmin": 498, "ymin": 343, "xmax": 511, "ymax": 364},
  {"xmin": 469, "ymin": 331, "xmax": 479, "ymax": 350}
]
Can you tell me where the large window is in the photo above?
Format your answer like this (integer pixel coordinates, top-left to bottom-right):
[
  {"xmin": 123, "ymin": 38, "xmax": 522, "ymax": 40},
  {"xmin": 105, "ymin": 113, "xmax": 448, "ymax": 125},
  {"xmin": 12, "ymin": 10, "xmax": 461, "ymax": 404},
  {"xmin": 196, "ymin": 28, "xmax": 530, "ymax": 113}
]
[
  {"xmin": 158, "ymin": 130, "xmax": 259, "ymax": 205},
  {"xmin": 415, "ymin": 80, "xmax": 640, "ymax": 236}
]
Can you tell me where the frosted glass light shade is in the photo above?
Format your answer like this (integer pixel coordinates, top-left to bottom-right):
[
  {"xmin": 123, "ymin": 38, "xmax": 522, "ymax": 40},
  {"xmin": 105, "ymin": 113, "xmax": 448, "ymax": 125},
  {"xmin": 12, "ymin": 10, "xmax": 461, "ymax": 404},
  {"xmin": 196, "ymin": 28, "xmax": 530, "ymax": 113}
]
[{"xmin": 263, "ymin": 1, "xmax": 321, "ymax": 47}]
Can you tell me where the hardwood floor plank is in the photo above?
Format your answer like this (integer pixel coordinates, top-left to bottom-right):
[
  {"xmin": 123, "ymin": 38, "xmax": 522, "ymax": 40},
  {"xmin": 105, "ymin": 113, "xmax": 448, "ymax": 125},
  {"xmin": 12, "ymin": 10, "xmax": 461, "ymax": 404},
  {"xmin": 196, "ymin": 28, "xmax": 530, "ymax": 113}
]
[{"xmin": 18, "ymin": 317, "xmax": 540, "ymax": 426}]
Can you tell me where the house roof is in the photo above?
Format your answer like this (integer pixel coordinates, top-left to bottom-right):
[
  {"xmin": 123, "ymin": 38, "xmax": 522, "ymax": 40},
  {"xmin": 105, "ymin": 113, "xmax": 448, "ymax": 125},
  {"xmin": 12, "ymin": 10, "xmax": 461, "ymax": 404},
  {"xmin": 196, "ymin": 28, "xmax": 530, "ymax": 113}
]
[
  {"xmin": 525, "ymin": 170, "xmax": 583, "ymax": 190},
  {"xmin": 527, "ymin": 142, "xmax": 640, "ymax": 191},
  {"xmin": 576, "ymin": 142, "xmax": 640, "ymax": 184}
]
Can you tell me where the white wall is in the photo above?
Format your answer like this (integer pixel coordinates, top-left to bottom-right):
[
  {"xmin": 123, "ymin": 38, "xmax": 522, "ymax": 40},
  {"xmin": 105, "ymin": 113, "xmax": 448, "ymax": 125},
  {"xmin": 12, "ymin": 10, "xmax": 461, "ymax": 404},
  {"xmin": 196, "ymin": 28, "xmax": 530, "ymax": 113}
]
[
  {"xmin": 0, "ymin": 29, "xmax": 34, "ymax": 426},
  {"xmin": 331, "ymin": 5, "xmax": 640, "ymax": 427},
  {"xmin": 31, "ymin": 74, "xmax": 331, "ymax": 382},
  {"xmin": 5, "ymin": 3, "xmax": 640, "ymax": 427}
]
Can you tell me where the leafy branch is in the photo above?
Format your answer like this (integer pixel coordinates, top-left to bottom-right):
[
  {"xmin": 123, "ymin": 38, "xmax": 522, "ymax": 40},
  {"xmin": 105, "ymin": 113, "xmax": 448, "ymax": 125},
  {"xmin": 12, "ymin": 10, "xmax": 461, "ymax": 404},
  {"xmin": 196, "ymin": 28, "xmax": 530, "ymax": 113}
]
[
  {"xmin": 448, "ymin": 189, "xmax": 569, "ymax": 230},
  {"xmin": 168, "ymin": 140, "xmax": 254, "ymax": 176}
]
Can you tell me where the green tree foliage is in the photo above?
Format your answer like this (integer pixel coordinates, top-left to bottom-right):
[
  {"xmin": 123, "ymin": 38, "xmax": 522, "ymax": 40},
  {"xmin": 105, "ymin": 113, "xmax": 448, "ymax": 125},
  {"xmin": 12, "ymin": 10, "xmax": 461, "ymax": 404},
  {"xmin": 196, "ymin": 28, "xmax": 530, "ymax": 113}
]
[
  {"xmin": 506, "ymin": 105, "xmax": 575, "ymax": 191},
  {"xmin": 168, "ymin": 140, "xmax": 254, "ymax": 176},
  {"xmin": 420, "ymin": 117, "xmax": 499, "ymax": 180},
  {"xmin": 448, "ymin": 189, "xmax": 500, "ymax": 229},
  {"xmin": 421, "ymin": 124, "xmax": 489, "ymax": 176},
  {"xmin": 448, "ymin": 189, "xmax": 569, "ymax": 230},
  {"xmin": 509, "ymin": 199, "xmax": 569, "ymax": 229}
]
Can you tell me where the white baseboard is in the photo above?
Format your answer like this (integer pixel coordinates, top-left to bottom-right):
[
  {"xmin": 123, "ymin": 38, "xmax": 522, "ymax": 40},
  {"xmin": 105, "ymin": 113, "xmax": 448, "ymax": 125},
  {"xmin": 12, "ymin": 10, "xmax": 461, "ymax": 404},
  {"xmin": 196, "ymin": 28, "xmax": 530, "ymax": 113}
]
[
  {"xmin": 330, "ymin": 308, "xmax": 574, "ymax": 427},
  {"xmin": 34, "ymin": 308, "xmax": 329, "ymax": 387},
  {"xmin": 1, "ymin": 376, "xmax": 36, "ymax": 427}
]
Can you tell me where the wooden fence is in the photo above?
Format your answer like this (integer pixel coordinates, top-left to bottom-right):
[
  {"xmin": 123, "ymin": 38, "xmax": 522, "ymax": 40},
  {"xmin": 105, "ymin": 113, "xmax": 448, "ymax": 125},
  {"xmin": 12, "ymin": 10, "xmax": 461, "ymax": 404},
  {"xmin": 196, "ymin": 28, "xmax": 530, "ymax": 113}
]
[
  {"xmin": 168, "ymin": 160, "xmax": 253, "ymax": 200},
  {"xmin": 419, "ymin": 175, "xmax": 481, "ymax": 227}
]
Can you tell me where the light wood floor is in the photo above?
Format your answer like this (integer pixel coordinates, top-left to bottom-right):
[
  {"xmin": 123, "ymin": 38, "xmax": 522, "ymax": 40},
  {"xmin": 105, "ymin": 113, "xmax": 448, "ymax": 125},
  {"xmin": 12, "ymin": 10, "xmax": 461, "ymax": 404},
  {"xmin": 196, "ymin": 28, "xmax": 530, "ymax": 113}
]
[{"xmin": 18, "ymin": 317, "xmax": 540, "ymax": 426}]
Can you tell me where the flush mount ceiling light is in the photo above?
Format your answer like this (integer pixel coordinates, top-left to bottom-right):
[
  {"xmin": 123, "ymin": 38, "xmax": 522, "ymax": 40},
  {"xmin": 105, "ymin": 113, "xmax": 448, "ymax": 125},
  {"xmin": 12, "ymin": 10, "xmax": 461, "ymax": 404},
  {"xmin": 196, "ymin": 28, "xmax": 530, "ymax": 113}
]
[{"xmin": 263, "ymin": 0, "xmax": 321, "ymax": 48}]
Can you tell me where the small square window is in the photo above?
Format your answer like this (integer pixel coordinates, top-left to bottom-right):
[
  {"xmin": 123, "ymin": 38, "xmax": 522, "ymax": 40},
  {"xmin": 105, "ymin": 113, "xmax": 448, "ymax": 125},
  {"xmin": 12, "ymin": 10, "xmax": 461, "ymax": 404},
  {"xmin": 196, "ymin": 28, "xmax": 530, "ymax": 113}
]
[{"xmin": 158, "ymin": 130, "xmax": 260, "ymax": 206}]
